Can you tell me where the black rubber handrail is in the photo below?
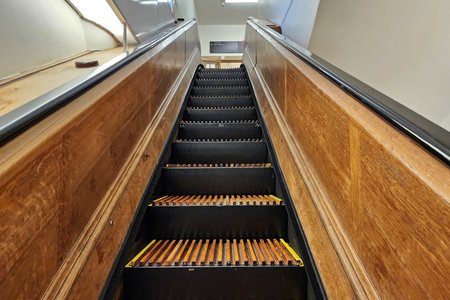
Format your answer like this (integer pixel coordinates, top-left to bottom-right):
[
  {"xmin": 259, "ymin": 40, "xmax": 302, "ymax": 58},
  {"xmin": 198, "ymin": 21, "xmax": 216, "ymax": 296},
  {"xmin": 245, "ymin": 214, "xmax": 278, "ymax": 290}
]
[
  {"xmin": 247, "ymin": 17, "xmax": 450, "ymax": 165},
  {"xmin": 0, "ymin": 19, "xmax": 196, "ymax": 144}
]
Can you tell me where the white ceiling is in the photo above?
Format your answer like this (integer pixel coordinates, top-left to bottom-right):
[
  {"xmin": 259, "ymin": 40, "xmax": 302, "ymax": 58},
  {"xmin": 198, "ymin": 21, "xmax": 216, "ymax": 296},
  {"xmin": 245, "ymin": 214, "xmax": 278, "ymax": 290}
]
[{"xmin": 194, "ymin": 0, "xmax": 258, "ymax": 25}]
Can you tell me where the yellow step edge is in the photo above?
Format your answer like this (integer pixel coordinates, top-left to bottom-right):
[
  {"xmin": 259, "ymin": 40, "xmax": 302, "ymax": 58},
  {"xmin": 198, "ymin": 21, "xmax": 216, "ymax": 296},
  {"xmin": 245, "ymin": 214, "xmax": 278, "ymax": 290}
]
[
  {"xmin": 280, "ymin": 239, "xmax": 304, "ymax": 266},
  {"xmin": 269, "ymin": 195, "xmax": 282, "ymax": 203},
  {"xmin": 125, "ymin": 240, "xmax": 156, "ymax": 268},
  {"xmin": 149, "ymin": 195, "xmax": 169, "ymax": 207}
]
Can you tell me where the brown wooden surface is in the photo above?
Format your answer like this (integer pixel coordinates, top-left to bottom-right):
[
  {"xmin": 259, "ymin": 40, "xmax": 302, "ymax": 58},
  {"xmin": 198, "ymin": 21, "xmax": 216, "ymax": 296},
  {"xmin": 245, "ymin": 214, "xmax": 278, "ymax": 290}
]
[
  {"xmin": 244, "ymin": 24, "xmax": 450, "ymax": 299},
  {"xmin": 0, "ymin": 23, "xmax": 200, "ymax": 300}
]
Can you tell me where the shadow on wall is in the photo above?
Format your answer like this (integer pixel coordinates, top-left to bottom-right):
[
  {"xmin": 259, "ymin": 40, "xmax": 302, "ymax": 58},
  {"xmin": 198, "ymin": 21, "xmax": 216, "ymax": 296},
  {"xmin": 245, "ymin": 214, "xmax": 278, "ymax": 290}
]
[{"xmin": 257, "ymin": 0, "xmax": 320, "ymax": 48}]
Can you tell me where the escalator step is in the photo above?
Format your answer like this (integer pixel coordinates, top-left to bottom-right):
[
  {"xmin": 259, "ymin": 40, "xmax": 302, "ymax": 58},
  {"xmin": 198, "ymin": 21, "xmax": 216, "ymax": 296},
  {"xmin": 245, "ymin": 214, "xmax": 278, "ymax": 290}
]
[
  {"xmin": 195, "ymin": 79, "xmax": 248, "ymax": 87},
  {"xmin": 189, "ymin": 96, "xmax": 253, "ymax": 107},
  {"xmin": 162, "ymin": 165, "xmax": 274, "ymax": 195},
  {"xmin": 199, "ymin": 68, "xmax": 243, "ymax": 73},
  {"xmin": 180, "ymin": 120, "xmax": 258, "ymax": 124},
  {"xmin": 152, "ymin": 195, "xmax": 283, "ymax": 206},
  {"xmin": 184, "ymin": 107, "xmax": 257, "ymax": 121},
  {"xmin": 175, "ymin": 138, "xmax": 264, "ymax": 142},
  {"xmin": 171, "ymin": 139, "xmax": 267, "ymax": 164},
  {"xmin": 197, "ymin": 72, "xmax": 246, "ymax": 79},
  {"xmin": 191, "ymin": 86, "xmax": 250, "ymax": 97},
  {"xmin": 126, "ymin": 238, "xmax": 302, "ymax": 267},
  {"xmin": 165, "ymin": 163, "xmax": 271, "ymax": 168},
  {"xmin": 178, "ymin": 121, "xmax": 262, "ymax": 140},
  {"xmin": 187, "ymin": 106, "xmax": 254, "ymax": 109}
]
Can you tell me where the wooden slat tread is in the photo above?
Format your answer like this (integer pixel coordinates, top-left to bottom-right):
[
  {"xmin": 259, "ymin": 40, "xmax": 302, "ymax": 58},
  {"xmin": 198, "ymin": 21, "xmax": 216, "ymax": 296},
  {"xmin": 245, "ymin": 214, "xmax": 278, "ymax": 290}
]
[
  {"xmin": 127, "ymin": 239, "xmax": 303, "ymax": 267},
  {"xmin": 152, "ymin": 195, "xmax": 283, "ymax": 206}
]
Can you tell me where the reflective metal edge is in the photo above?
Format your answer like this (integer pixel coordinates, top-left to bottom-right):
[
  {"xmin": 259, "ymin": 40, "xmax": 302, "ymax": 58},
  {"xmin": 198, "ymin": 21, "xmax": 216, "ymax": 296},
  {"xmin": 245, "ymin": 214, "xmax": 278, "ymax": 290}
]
[
  {"xmin": 247, "ymin": 17, "xmax": 450, "ymax": 166},
  {"xmin": 0, "ymin": 19, "xmax": 196, "ymax": 144}
]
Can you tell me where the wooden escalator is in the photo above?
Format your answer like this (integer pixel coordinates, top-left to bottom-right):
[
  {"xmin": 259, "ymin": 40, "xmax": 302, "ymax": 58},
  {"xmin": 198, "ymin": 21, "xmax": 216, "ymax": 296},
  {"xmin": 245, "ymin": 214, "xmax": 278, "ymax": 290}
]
[{"xmin": 104, "ymin": 65, "xmax": 318, "ymax": 299}]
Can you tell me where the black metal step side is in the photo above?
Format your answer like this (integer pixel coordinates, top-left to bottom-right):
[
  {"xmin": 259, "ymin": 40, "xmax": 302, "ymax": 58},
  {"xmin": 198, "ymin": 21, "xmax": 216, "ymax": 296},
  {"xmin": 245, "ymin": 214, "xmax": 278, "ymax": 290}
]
[
  {"xmin": 194, "ymin": 79, "xmax": 248, "ymax": 87},
  {"xmin": 162, "ymin": 167, "xmax": 274, "ymax": 195},
  {"xmin": 184, "ymin": 108, "xmax": 257, "ymax": 121},
  {"xmin": 124, "ymin": 267, "xmax": 306, "ymax": 300},
  {"xmin": 189, "ymin": 96, "xmax": 253, "ymax": 107},
  {"xmin": 171, "ymin": 141, "xmax": 267, "ymax": 163},
  {"xmin": 146, "ymin": 205, "xmax": 286, "ymax": 239},
  {"xmin": 191, "ymin": 86, "xmax": 250, "ymax": 96},
  {"xmin": 178, "ymin": 122, "xmax": 262, "ymax": 139}
]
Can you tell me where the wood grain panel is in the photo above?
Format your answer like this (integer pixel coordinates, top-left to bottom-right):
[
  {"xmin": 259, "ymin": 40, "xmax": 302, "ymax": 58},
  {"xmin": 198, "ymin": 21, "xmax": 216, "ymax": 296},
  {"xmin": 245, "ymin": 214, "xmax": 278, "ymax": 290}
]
[
  {"xmin": 66, "ymin": 71, "xmax": 194, "ymax": 299},
  {"xmin": 256, "ymin": 34, "xmax": 286, "ymax": 114},
  {"xmin": 244, "ymin": 25, "xmax": 257, "ymax": 67},
  {"xmin": 186, "ymin": 25, "xmax": 199, "ymax": 63},
  {"xmin": 285, "ymin": 62, "xmax": 353, "ymax": 235},
  {"xmin": 0, "ymin": 22, "xmax": 200, "ymax": 300},
  {"xmin": 359, "ymin": 131, "xmax": 450, "ymax": 299},
  {"xmin": 62, "ymin": 63, "xmax": 158, "ymax": 246},
  {"xmin": 245, "ymin": 23, "xmax": 450, "ymax": 299},
  {"xmin": 0, "ymin": 144, "xmax": 66, "ymax": 298}
]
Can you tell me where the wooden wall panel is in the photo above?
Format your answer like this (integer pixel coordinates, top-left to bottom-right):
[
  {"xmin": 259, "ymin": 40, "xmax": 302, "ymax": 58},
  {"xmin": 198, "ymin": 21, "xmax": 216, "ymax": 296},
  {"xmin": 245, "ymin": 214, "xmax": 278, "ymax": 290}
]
[
  {"xmin": 285, "ymin": 63, "xmax": 353, "ymax": 233},
  {"xmin": 186, "ymin": 25, "xmax": 198, "ymax": 64},
  {"xmin": 0, "ymin": 23, "xmax": 201, "ymax": 299},
  {"xmin": 63, "ymin": 62, "xmax": 157, "ymax": 246},
  {"xmin": 244, "ymin": 25, "xmax": 257, "ymax": 66},
  {"xmin": 66, "ymin": 69, "xmax": 194, "ymax": 300},
  {"xmin": 0, "ymin": 143, "xmax": 67, "ymax": 298},
  {"xmin": 358, "ymin": 131, "xmax": 450, "ymax": 299},
  {"xmin": 256, "ymin": 34, "xmax": 286, "ymax": 114},
  {"xmin": 245, "ymin": 23, "xmax": 450, "ymax": 299}
]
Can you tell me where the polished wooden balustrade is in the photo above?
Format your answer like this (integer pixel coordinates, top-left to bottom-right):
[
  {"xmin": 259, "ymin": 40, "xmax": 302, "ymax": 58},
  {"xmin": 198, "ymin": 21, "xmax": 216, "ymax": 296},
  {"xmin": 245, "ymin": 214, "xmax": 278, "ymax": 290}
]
[
  {"xmin": 0, "ymin": 23, "xmax": 201, "ymax": 299},
  {"xmin": 243, "ymin": 23, "xmax": 450, "ymax": 299}
]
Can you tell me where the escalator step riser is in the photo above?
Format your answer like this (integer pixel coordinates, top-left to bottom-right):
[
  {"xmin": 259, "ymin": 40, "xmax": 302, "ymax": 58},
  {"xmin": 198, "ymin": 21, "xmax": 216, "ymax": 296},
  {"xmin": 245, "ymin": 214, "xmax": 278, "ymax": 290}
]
[
  {"xmin": 195, "ymin": 79, "xmax": 248, "ymax": 87},
  {"xmin": 171, "ymin": 141, "xmax": 267, "ymax": 164},
  {"xmin": 176, "ymin": 138, "xmax": 263, "ymax": 142},
  {"xmin": 191, "ymin": 87, "xmax": 250, "ymax": 96},
  {"xmin": 189, "ymin": 97, "xmax": 253, "ymax": 107},
  {"xmin": 146, "ymin": 204, "xmax": 287, "ymax": 240},
  {"xmin": 127, "ymin": 238, "xmax": 301, "ymax": 267},
  {"xmin": 178, "ymin": 123, "xmax": 262, "ymax": 140},
  {"xmin": 197, "ymin": 72, "xmax": 246, "ymax": 79},
  {"xmin": 200, "ymin": 68, "xmax": 244, "ymax": 73},
  {"xmin": 124, "ymin": 267, "xmax": 306, "ymax": 300},
  {"xmin": 162, "ymin": 167, "xmax": 274, "ymax": 195},
  {"xmin": 184, "ymin": 109, "xmax": 257, "ymax": 121},
  {"xmin": 166, "ymin": 163, "xmax": 271, "ymax": 168}
]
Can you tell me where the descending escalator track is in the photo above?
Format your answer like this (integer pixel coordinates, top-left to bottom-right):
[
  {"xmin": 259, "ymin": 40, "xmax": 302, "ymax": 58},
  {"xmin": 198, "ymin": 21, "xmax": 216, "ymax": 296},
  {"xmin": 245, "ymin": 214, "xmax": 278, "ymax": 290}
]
[{"xmin": 104, "ymin": 65, "xmax": 323, "ymax": 299}]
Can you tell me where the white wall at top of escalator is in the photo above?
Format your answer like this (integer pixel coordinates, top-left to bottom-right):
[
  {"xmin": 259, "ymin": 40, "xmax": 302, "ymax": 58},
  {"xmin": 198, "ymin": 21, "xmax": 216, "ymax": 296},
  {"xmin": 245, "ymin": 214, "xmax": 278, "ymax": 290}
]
[
  {"xmin": 198, "ymin": 25, "xmax": 246, "ymax": 56},
  {"xmin": 194, "ymin": 0, "xmax": 257, "ymax": 56},
  {"xmin": 174, "ymin": 0, "xmax": 197, "ymax": 20},
  {"xmin": 308, "ymin": 0, "xmax": 450, "ymax": 131},
  {"xmin": 257, "ymin": 0, "xmax": 320, "ymax": 49},
  {"xmin": 0, "ymin": 0, "xmax": 117, "ymax": 80}
]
